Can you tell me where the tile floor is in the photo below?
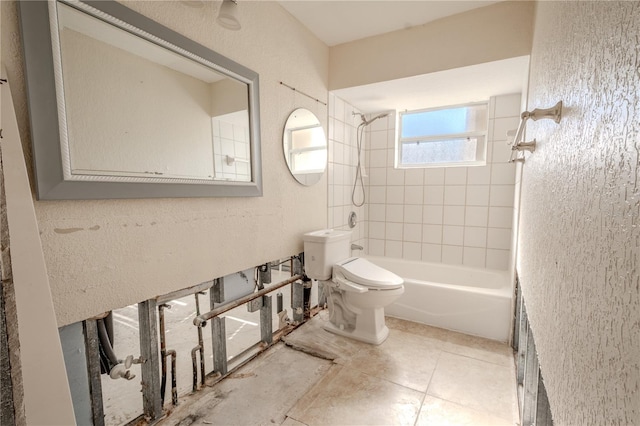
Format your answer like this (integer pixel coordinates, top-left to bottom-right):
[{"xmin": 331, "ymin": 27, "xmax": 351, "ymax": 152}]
[{"xmin": 161, "ymin": 311, "xmax": 519, "ymax": 426}]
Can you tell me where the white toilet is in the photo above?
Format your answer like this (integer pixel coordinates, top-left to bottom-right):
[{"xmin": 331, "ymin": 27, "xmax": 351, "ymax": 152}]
[{"xmin": 303, "ymin": 229, "xmax": 404, "ymax": 345}]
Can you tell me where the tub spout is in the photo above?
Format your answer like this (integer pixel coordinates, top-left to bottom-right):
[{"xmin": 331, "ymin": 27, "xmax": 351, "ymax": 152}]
[{"xmin": 351, "ymin": 244, "xmax": 363, "ymax": 251}]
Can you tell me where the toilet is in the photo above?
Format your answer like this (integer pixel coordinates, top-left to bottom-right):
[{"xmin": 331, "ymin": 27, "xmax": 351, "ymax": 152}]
[{"xmin": 303, "ymin": 229, "xmax": 404, "ymax": 345}]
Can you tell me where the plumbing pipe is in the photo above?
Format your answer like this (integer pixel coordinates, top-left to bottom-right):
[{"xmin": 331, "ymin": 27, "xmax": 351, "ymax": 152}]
[
  {"xmin": 193, "ymin": 274, "xmax": 303, "ymax": 327},
  {"xmin": 191, "ymin": 292, "xmax": 206, "ymax": 392},
  {"xmin": 158, "ymin": 303, "xmax": 178, "ymax": 406}
]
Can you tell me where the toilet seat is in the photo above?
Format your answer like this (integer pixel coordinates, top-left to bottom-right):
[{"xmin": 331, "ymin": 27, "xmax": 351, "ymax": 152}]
[{"xmin": 333, "ymin": 257, "xmax": 404, "ymax": 289}]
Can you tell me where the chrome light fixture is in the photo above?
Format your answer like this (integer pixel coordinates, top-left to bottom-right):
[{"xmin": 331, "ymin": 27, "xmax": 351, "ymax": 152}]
[{"xmin": 217, "ymin": 0, "xmax": 241, "ymax": 30}]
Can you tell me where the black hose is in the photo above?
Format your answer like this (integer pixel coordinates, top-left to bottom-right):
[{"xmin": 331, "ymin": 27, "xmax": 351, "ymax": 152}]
[{"xmin": 97, "ymin": 318, "xmax": 119, "ymax": 371}]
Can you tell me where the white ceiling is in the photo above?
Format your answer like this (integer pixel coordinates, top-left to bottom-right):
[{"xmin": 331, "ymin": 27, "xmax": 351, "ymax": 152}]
[
  {"xmin": 278, "ymin": 1, "xmax": 500, "ymax": 47},
  {"xmin": 277, "ymin": 1, "xmax": 529, "ymax": 113}
]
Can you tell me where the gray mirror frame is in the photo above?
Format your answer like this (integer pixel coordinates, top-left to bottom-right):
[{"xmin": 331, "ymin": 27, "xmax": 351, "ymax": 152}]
[{"xmin": 19, "ymin": 0, "xmax": 262, "ymax": 200}]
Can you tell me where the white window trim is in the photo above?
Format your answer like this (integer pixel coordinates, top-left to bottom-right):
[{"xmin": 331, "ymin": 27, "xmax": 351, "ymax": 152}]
[{"xmin": 396, "ymin": 102, "xmax": 489, "ymax": 169}]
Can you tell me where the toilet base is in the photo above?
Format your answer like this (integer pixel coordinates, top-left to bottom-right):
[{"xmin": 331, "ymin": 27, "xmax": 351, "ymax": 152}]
[{"xmin": 323, "ymin": 320, "xmax": 390, "ymax": 345}]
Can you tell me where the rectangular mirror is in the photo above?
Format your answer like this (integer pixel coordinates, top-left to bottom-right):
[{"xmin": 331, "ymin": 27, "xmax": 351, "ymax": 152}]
[{"xmin": 19, "ymin": 0, "xmax": 262, "ymax": 199}]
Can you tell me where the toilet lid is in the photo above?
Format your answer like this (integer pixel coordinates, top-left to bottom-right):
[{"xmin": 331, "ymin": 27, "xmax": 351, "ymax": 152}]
[{"xmin": 334, "ymin": 257, "xmax": 404, "ymax": 289}]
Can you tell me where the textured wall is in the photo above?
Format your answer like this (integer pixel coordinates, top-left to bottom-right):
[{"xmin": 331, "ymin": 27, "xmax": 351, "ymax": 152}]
[
  {"xmin": 519, "ymin": 2, "xmax": 639, "ymax": 424},
  {"xmin": 2, "ymin": 0, "xmax": 329, "ymax": 326}
]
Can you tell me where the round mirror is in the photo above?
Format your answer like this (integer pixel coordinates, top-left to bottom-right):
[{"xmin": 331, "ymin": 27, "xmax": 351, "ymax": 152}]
[{"xmin": 283, "ymin": 108, "xmax": 327, "ymax": 186}]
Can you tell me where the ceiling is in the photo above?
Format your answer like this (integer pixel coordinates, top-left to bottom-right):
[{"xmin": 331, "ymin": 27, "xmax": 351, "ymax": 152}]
[
  {"xmin": 277, "ymin": 1, "xmax": 529, "ymax": 114},
  {"xmin": 278, "ymin": 1, "xmax": 500, "ymax": 47}
]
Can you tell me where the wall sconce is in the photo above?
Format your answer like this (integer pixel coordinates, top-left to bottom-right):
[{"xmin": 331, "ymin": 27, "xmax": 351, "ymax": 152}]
[{"xmin": 217, "ymin": 0, "xmax": 241, "ymax": 30}]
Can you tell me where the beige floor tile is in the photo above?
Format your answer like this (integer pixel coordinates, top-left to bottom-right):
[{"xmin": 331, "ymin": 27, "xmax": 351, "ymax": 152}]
[
  {"xmin": 442, "ymin": 332, "xmax": 514, "ymax": 367},
  {"xmin": 416, "ymin": 395, "xmax": 515, "ymax": 426},
  {"xmin": 385, "ymin": 316, "xmax": 451, "ymax": 344},
  {"xmin": 427, "ymin": 352, "xmax": 517, "ymax": 423},
  {"xmin": 291, "ymin": 365, "xmax": 424, "ymax": 426},
  {"xmin": 344, "ymin": 329, "xmax": 442, "ymax": 392},
  {"xmin": 281, "ymin": 417, "xmax": 308, "ymax": 426}
]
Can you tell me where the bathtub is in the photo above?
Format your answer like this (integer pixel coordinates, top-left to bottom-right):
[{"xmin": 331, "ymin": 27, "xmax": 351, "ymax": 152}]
[{"xmin": 366, "ymin": 256, "xmax": 513, "ymax": 342}]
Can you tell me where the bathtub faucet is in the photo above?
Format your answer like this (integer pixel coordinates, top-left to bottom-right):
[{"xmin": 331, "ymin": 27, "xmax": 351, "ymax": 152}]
[{"xmin": 351, "ymin": 244, "xmax": 363, "ymax": 251}]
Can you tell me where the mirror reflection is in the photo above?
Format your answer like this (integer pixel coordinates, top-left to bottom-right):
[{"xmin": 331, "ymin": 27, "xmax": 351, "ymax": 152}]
[
  {"xmin": 282, "ymin": 108, "xmax": 327, "ymax": 186},
  {"xmin": 58, "ymin": 2, "xmax": 251, "ymax": 183}
]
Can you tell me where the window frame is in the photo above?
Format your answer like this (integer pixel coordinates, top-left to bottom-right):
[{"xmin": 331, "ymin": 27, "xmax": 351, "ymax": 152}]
[{"xmin": 395, "ymin": 101, "xmax": 489, "ymax": 169}]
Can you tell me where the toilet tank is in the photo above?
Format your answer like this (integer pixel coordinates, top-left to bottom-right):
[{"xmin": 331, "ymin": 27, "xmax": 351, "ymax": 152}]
[{"xmin": 303, "ymin": 229, "xmax": 352, "ymax": 280}]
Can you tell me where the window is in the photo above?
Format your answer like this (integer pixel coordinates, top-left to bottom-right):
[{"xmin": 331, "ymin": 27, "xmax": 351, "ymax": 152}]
[
  {"xmin": 397, "ymin": 102, "xmax": 488, "ymax": 168},
  {"xmin": 287, "ymin": 125, "xmax": 327, "ymax": 174}
]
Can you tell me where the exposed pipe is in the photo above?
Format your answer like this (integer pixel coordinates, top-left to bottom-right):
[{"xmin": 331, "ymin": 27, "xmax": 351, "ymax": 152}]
[
  {"xmin": 158, "ymin": 304, "xmax": 178, "ymax": 406},
  {"xmin": 193, "ymin": 274, "xmax": 303, "ymax": 327},
  {"xmin": 191, "ymin": 292, "xmax": 206, "ymax": 392},
  {"xmin": 97, "ymin": 318, "xmax": 118, "ymax": 371}
]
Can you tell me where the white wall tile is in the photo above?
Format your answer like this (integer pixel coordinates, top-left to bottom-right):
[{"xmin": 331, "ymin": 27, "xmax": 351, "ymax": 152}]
[
  {"xmin": 422, "ymin": 244, "xmax": 442, "ymax": 262},
  {"xmin": 403, "ymin": 223, "xmax": 422, "ymax": 243},
  {"xmin": 369, "ymin": 149, "xmax": 387, "ymax": 168},
  {"xmin": 486, "ymin": 249, "xmax": 509, "ymax": 270},
  {"xmin": 465, "ymin": 206, "xmax": 489, "ymax": 227},
  {"xmin": 444, "ymin": 185, "xmax": 466, "ymax": 205},
  {"xmin": 404, "ymin": 205, "xmax": 423, "ymax": 224},
  {"xmin": 369, "ymin": 204, "xmax": 386, "ymax": 222},
  {"xmin": 489, "ymin": 185, "xmax": 515, "ymax": 207},
  {"xmin": 404, "ymin": 169, "xmax": 424, "ymax": 186},
  {"xmin": 424, "ymin": 185, "xmax": 444, "ymax": 205},
  {"xmin": 494, "ymin": 93, "xmax": 521, "ymax": 119},
  {"xmin": 464, "ymin": 227, "xmax": 488, "ymax": 248},
  {"xmin": 467, "ymin": 166, "xmax": 491, "ymax": 185},
  {"xmin": 386, "ymin": 186, "xmax": 404, "ymax": 204},
  {"xmin": 368, "ymin": 167, "xmax": 387, "ymax": 186},
  {"xmin": 424, "ymin": 168, "xmax": 445, "ymax": 185},
  {"xmin": 386, "ymin": 223, "xmax": 403, "ymax": 241},
  {"xmin": 491, "ymin": 141, "xmax": 514, "ymax": 164},
  {"xmin": 491, "ymin": 163, "xmax": 517, "ymax": 185},
  {"xmin": 369, "ymin": 239, "xmax": 385, "ymax": 256},
  {"xmin": 385, "ymin": 240, "xmax": 403, "ymax": 258},
  {"xmin": 403, "ymin": 242, "xmax": 422, "ymax": 261},
  {"xmin": 443, "ymin": 225, "xmax": 464, "ymax": 246},
  {"xmin": 423, "ymin": 205, "xmax": 444, "ymax": 224},
  {"xmin": 369, "ymin": 130, "xmax": 387, "ymax": 150},
  {"xmin": 422, "ymin": 225, "xmax": 442, "ymax": 244},
  {"xmin": 488, "ymin": 207, "xmax": 514, "ymax": 228},
  {"xmin": 463, "ymin": 247, "xmax": 487, "ymax": 268},
  {"xmin": 442, "ymin": 245, "xmax": 463, "ymax": 265},
  {"xmin": 369, "ymin": 186, "xmax": 386, "ymax": 204},
  {"xmin": 369, "ymin": 221, "xmax": 385, "ymax": 240},
  {"xmin": 466, "ymin": 185, "xmax": 490, "ymax": 206},
  {"xmin": 445, "ymin": 168, "xmax": 468, "ymax": 185},
  {"xmin": 443, "ymin": 206, "xmax": 465, "ymax": 225},
  {"xmin": 386, "ymin": 149, "xmax": 396, "ymax": 167},
  {"xmin": 386, "ymin": 204, "xmax": 404, "ymax": 223},
  {"xmin": 386, "ymin": 168, "xmax": 405, "ymax": 186},
  {"xmin": 492, "ymin": 117, "xmax": 520, "ymax": 142},
  {"xmin": 487, "ymin": 228, "xmax": 512, "ymax": 250},
  {"xmin": 404, "ymin": 186, "xmax": 424, "ymax": 205}
]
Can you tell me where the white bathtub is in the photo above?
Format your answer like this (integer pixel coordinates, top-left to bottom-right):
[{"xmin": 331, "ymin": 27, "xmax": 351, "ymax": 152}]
[{"xmin": 366, "ymin": 256, "xmax": 513, "ymax": 342}]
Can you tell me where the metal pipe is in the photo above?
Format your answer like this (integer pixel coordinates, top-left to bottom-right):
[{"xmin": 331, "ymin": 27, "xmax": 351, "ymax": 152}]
[
  {"xmin": 191, "ymin": 292, "xmax": 206, "ymax": 392},
  {"xmin": 159, "ymin": 303, "xmax": 178, "ymax": 406},
  {"xmin": 193, "ymin": 274, "xmax": 303, "ymax": 327}
]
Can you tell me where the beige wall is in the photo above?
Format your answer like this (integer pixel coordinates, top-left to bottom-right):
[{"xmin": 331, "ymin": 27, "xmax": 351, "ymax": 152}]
[
  {"xmin": 2, "ymin": 0, "xmax": 329, "ymax": 326},
  {"xmin": 520, "ymin": 1, "xmax": 639, "ymax": 423},
  {"xmin": 329, "ymin": 1, "xmax": 534, "ymax": 91}
]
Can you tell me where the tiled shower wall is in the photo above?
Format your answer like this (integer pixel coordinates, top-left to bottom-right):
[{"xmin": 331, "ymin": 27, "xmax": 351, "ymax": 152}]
[
  {"xmin": 328, "ymin": 94, "xmax": 520, "ymax": 269},
  {"xmin": 327, "ymin": 94, "xmax": 367, "ymax": 250},
  {"xmin": 364, "ymin": 94, "xmax": 521, "ymax": 269}
]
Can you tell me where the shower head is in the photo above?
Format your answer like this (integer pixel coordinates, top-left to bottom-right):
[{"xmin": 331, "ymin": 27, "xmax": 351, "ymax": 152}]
[{"xmin": 360, "ymin": 112, "xmax": 390, "ymax": 126}]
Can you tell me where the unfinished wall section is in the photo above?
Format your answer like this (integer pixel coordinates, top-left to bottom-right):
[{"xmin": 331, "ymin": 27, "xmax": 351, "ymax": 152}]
[
  {"xmin": 2, "ymin": 0, "xmax": 329, "ymax": 326},
  {"xmin": 519, "ymin": 2, "xmax": 639, "ymax": 424}
]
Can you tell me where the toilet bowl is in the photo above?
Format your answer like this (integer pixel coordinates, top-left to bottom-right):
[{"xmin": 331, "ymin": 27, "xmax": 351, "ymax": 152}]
[{"xmin": 303, "ymin": 230, "xmax": 404, "ymax": 345}]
